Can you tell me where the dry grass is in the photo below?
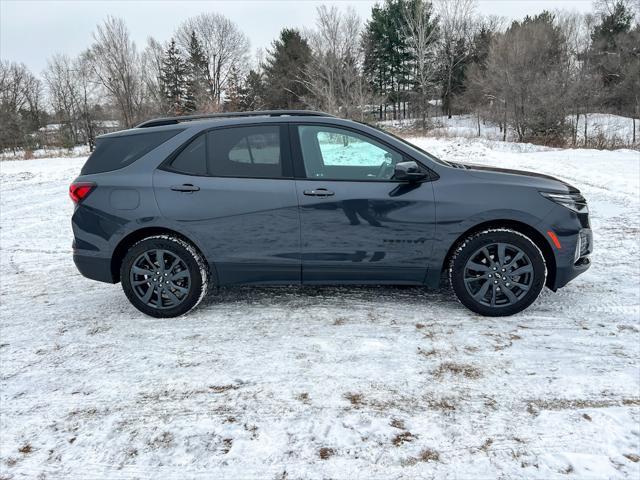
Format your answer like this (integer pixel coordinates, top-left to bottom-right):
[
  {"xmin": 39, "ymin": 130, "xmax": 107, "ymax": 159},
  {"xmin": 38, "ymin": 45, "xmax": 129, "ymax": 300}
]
[
  {"xmin": 222, "ymin": 438, "xmax": 233, "ymax": 454},
  {"xmin": 433, "ymin": 362, "xmax": 482, "ymax": 379},
  {"xmin": 528, "ymin": 397, "xmax": 640, "ymax": 412},
  {"xmin": 392, "ymin": 431, "xmax": 417, "ymax": 446},
  {"xmin": 344, "ymin": 392, "xmax": 364, "ymax": 408},
  {"xmin": 389, "ymin": 418, "xmax": 405, "ymax": 429},
  {"xmin": 296, "ymin": 392, "xmax": 310, "ymax": 404},
  {"xmin": 427, "ymin": 397, "xmax": 457, "ymax": 412},
  {"xmin": 208, "ymin": 384, "xmax": 239, "ymax": 393},
  {"xmin": 417, "ymin": 347, "xmax": 437, "ymax": 358},
  {"xmin": 479, "ymin": 438, "xmax": 494, "ymax": 452},
  {"xmin": 418, "ymin": 448, "xmax": 440, "ymax": 462},
  {"xmin": 623, "ymin": 453, "xmax": 640, "ymax": 463},
  {"xmin": 18, "ymin": 443, "xmax": 32, "ymax": 454},
  {"xmin": 319, "ymin": 447, "xmax": 335, "ymax": 460}
]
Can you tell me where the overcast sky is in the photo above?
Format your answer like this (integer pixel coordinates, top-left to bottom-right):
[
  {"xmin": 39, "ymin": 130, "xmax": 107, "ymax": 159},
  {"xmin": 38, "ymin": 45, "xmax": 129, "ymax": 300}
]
[{"xmin": 1, "ymin": 0, "xmax": 594, "ymax": 74}]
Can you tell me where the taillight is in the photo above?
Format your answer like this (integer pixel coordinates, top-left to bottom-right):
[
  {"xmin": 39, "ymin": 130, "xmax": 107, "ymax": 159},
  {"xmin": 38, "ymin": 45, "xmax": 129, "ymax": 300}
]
[{"xmin": 69, "ymin": 182, "xmax": 96, "ymax": 204}]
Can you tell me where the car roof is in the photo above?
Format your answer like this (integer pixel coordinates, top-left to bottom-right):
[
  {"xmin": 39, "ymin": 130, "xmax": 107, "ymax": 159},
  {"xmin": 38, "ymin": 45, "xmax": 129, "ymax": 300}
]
[{"xmin": 98, "ymin": 111, "xmax": 359, "ymax": 140}]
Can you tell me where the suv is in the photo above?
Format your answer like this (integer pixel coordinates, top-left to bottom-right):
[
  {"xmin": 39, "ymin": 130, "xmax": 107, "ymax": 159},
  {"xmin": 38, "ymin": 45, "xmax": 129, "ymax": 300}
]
[{"xmin": 70, "ymin": 110, "xmax": 592, "ymax": 318}]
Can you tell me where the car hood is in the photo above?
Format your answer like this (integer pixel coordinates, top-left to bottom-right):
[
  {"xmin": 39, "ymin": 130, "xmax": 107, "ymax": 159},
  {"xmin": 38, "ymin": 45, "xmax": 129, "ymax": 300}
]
[{"xmin": 450, "ymin": 162, "xmax": 579, "ymax": 193}]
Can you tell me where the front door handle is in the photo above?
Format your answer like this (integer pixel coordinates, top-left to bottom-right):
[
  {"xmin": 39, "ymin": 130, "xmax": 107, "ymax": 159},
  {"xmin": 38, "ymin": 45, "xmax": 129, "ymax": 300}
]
[
  {"xmin": 303, "ymin": 188, "xmax": 334, "ymax": 197},
  {"xmin": 171, "ymin": 184, "xmax": 200, "ymax": 192}
]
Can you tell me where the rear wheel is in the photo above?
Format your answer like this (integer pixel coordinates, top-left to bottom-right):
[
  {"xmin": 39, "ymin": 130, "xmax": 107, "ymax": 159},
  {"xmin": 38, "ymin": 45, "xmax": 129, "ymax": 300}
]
[
  {"xmin": 120, "ymin": 235, "xmax": 209, "ymax": 318},
  {"xmin": 449, "ymin": 229, "xmax": 546, "ymax": 316}
]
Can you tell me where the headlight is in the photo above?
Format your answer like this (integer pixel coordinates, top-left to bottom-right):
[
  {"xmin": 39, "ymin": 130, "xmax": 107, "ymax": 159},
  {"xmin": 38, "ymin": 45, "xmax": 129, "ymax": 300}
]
[{"xmin": 540, "ymin": 192, "xmax": 588, "ymax": 213}]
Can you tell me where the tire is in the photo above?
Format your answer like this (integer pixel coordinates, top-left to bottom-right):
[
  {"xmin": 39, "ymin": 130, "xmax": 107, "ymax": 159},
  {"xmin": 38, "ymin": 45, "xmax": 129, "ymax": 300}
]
[
  {"xmin": 449, "ymin": 229, "xmax": 546, "ymax": 316},
  {"xmin": 120, "ymin": 235, "xmax": 210, "ymax": 318}
]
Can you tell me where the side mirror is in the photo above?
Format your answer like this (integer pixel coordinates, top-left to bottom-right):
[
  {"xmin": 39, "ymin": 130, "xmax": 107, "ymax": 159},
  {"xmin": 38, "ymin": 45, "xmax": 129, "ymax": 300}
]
[{"xmin": 394, "ymin": 161, "xmax": 428, "ymax": 182}]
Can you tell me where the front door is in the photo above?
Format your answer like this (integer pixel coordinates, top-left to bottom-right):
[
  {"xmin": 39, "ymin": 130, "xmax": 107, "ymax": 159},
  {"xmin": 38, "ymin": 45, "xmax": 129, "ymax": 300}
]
[
  {"xmin": 154, "ymin": 124, "xmax": 300, "ymax": 285},
  {"xmin": 292, "ymin": 124, "xmax": 436, "ymax": 284}
]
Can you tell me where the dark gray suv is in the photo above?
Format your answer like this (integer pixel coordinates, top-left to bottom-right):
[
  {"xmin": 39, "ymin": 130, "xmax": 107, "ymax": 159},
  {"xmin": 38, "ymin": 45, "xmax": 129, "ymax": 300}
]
[{"xmin": 70, "ymin": 110, "xmax": 592, "ymax": 317}]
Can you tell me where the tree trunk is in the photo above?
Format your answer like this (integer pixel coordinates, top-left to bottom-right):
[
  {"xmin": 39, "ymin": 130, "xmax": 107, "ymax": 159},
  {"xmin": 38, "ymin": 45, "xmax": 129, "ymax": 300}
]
[
  {"xmin": 477, "ymin": 110, "xmax": 481, "ymax": 137},
  {"xmin": 502, "ymin": 105, "xmax": 507, "ymax": 142},
  {"xmin": 584, "ymin": 112, "xmax": 588, "ymax": 147}
]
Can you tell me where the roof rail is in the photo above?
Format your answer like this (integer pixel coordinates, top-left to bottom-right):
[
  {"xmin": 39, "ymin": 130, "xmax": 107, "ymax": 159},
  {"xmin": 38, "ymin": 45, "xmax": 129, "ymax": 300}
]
[{"xmin": 135, "ymin": 110, "xmax": 333, "ymax": 128}]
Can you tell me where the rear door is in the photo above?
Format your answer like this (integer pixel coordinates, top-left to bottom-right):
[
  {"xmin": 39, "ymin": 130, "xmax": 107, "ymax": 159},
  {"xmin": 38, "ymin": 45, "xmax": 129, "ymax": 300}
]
[
  {"xmin": 153, "ymin": 124, "xmax": 301, "ymax": 285},
  {"xmin": 291, "ymin": 123, "xmax": 436, "ymax": 284}
]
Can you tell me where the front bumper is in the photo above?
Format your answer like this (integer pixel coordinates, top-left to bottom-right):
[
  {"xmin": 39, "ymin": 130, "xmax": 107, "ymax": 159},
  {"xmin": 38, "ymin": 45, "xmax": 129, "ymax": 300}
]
[{"xmin": 551, "ymin": 227, "xmax": 592, "ymax": 290}]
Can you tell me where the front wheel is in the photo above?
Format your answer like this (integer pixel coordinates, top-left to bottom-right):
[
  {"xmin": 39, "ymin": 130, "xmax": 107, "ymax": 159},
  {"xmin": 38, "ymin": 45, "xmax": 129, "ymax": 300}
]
[
  {"xmin": 449, "ymin": 229, "xmax": 546, "ymax": 316},
  {"xmin": 120, "ymin": 235, "xmax": 210, "ymax": 318}
]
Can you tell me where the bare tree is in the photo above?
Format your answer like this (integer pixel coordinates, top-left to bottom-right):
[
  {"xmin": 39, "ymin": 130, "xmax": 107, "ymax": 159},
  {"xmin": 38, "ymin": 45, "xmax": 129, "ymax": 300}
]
[
  {"xmin": 436, "ymin": 0, "xmax": 477, "ymax": 118},
  {"xmin": 142, "ymin": 37, "xmax": 167, "ymax": 115},
  {"xmin": 478, "ymin": 13, "xmax": 571, "ymax": 144},
  {"xmin": 88, "ymin": 16, "xmax": 146, "ymax": 128},
  {"xmin": 45, "ymin": 54, "xmax": 81, "ymax": 145},
  {"xmin": 302, "ymin": 6, "xmax": 374, "ymax": 120},
  {"xmin": 175, "ymin": 13, "xmax": 250, "ymax": 109},
  {"xmin": 402, "ymin": 0, "xmax": 439, "ymax": 129},
  {"xmin": 0, "ymin": 61, "xmax": 42, "ymax": 151}
]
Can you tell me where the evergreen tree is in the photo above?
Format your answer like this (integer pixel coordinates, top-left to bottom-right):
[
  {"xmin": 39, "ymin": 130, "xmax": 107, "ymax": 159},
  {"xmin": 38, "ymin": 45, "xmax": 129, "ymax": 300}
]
[
  {"xmin": 160, "ymin": 39, "xmax": 188, "ymax": 115},
  {"xmin": 263, "ymin": 29, "xmax": 312, "ymax": 109},
  {"xmin": 363, "ymin": 0, "xmax": 415, "ymax": 120},
  {"xmin": 239, "ymin": 70, "xmax": 266, "ymax": 111},
  {"xmin": 185, "ymin": 31, "xmax": 208, "ymax": 112},
  {"xmin": 223, "ymin": 65, "xmax": 242, "ymax": 112}
]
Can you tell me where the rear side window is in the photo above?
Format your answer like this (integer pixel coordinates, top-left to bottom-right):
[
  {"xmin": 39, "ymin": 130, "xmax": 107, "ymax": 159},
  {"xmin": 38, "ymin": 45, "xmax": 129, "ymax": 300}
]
[
  {"xmin": 81, "ymin": 129, "xmax": 182, "ymax": 175},
  {"xmin": 207, "ymin": 126, "xmax": 282, "ymax": 178},
  {"xmin": 170, "ymin": 134, "xmax": 207, "ymax": 175}
]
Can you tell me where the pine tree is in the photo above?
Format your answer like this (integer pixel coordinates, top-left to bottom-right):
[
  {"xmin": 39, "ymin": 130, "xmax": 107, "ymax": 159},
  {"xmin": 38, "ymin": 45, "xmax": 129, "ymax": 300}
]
[
  {"xmin": 263, "ymin": 29, "xmax": 312, "ymax": 109},
  {"xmin": 160, "ymin": 39, "xmax": 188, "ymax": 115},
  {"xmin": 363, "ymin": 0, "xmax": 416, "ymax": 120},
  {"xmin": 185, "ymin": 31, "xmax": 208, "ymax": 112},
  {"xmin": 239, "ymin": 70, "xmax": 266, "ymax": 111},
  {"xmin": 224, "ymin": 65, "xmax": 242, "ymax": 112}
]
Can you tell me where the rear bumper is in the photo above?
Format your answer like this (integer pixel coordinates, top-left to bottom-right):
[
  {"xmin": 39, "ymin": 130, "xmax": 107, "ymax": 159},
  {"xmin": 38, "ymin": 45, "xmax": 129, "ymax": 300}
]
[{"xmin": 73, "ymin": 252, "xmax": 116, "ymax": 284}]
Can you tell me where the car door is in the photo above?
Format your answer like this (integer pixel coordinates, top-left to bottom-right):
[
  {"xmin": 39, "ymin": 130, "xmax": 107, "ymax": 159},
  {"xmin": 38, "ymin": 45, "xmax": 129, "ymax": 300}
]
[
  {"xmin": 153, "ymin": 124, "xmax": 301, "ymax": 285},
  {"xmin": 291, "ymin": 123, "xmax": 436, "ymax": 284}
]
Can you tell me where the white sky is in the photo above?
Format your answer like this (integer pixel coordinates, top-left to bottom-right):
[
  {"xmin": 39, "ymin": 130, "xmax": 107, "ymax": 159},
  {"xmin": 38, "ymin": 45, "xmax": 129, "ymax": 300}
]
[{"xmin": 1, "ymin": 0, "xmax": 594, "ymax": 74}]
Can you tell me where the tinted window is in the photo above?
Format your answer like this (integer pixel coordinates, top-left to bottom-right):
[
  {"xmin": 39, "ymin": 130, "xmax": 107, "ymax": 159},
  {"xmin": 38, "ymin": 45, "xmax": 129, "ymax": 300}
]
[
  {"xmin": 298, "ymin": 125, "xmax": 403, "ymax": 181},
  {"xmin": 81, "ymin": 129, "xmax": 182, "ymax": 175},
  {"xmin": 170, "ymin": 134, "xmax": 207, "ymax": 175},
  {"xmin": 207, "ymin": 126, "xmax": 282, "ymax": 178}
]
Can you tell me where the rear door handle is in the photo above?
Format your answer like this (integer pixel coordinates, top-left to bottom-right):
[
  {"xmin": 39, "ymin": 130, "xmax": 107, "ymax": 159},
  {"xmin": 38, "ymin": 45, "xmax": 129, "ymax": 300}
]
[
  {"xmin": 171, "ymin": 184, "xmax": 200, "ymax": 192},
  {"xmin": 303, "ymin": 188, "xmax": 334, "ymax": 197}
]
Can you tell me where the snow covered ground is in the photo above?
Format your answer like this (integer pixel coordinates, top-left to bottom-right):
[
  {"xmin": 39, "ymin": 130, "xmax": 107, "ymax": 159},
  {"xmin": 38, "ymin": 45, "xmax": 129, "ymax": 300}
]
[
  {"xmin": 1, "ymin": 137, "xmax": 639, "ymax": 479},
  {"xmin": 381, "ymin": 113, "xmax": 639, "ymax": 147}
]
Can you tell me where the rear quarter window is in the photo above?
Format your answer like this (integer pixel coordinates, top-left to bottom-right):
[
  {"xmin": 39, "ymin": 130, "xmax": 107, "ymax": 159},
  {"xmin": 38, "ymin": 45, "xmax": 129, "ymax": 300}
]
[{"xmin": 81, "ymin": 129, "xmax": 183, "ymax": 175}]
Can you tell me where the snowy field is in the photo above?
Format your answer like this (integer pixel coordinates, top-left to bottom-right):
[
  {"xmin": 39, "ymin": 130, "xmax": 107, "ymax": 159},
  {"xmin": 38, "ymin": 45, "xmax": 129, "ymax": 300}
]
[
  {"xmin": 1, "ymin": 137, "xmax": 639, "ymax": 479},
  {"xmin": 381, "ymin": 113, "xmax": 639, "ymax": 148}
]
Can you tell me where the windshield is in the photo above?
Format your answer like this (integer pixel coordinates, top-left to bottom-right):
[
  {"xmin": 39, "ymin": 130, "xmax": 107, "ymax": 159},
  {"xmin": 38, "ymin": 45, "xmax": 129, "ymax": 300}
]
[{"xmin": 363, "ymin": 122, "xmax": 452, "ymax": 167}]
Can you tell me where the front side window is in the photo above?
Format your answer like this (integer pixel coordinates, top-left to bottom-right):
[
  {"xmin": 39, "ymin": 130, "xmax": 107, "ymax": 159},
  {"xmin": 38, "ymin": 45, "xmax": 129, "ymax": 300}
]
[
  {"xmin": 208, "ymin": 126, "xmax": 282, "ymax": 178},
  {"xmin": 297, "ymin": 125, "xmax": 403, "ymax": 181}
]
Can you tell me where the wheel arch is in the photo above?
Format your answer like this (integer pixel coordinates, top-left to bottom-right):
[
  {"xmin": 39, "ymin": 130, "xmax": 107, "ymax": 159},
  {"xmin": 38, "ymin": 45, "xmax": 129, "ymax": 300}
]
[
  {"xmin": 110, "ymin": 226, "xmax": 211, "ymax": 283},
  {"xmin": 440, "ymin": 219, "xmax": 556, "ymax": 289}
]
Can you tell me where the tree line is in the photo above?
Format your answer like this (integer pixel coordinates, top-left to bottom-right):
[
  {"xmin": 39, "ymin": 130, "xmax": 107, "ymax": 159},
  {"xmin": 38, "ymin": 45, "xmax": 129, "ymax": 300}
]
[{"xmin": 1, "ymin": 0, "xmax": 638, "ymax": 152}]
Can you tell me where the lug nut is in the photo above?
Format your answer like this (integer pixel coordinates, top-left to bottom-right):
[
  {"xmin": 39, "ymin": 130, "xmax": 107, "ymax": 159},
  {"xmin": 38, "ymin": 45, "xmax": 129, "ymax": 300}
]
[
  {"xmin": 488, "ymin": 274, "xmax": 492, "ymax": 278},
  {"xmin": 494, "ymin": 280, "xmax": 498, "ymax": 284}
]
